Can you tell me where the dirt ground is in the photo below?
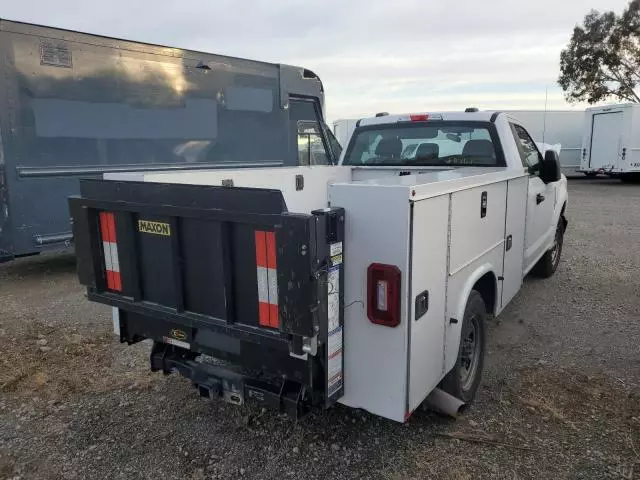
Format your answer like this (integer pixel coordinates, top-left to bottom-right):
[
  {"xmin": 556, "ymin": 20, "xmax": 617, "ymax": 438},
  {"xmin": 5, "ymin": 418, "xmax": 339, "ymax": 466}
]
[{"xmin": 1, "ymin": 178, "xmax": 639, "ymax": 480}]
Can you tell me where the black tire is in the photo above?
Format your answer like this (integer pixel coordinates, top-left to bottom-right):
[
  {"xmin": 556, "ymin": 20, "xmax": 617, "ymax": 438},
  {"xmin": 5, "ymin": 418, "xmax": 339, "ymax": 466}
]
[
  {"xmin": 441, "ymin": 290, "xmax": 486, "ymax": 403},
  {"xmin": 532, "ymin": 219, "xmax": 565, "ymax": 278},
  {"xmin": 584, "ymin": 172, "xmax": 598, "ymax": 178}
]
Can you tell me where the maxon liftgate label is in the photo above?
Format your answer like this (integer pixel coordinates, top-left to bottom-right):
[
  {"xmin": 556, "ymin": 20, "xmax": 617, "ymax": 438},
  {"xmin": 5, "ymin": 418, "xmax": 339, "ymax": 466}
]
[{"xmin": 138, "ymin": 220, "xmax": 171, "ymax": 236}]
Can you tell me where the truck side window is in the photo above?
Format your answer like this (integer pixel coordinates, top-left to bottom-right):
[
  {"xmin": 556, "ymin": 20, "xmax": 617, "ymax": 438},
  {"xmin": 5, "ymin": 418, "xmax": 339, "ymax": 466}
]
[
  {"xmin": 289, "ymin": 99, "xmax": 331, "ymax": 165},
  {"xmin": 326, "ymin": 126, "xmax": 343, "ymax": 160},
  {"xmin": 296, "ymin": 121, "xmax": 328, "ymax": 165},
  {"xmin": 511, "ymin": 123, "xmax": 543, "ymax": 173}
]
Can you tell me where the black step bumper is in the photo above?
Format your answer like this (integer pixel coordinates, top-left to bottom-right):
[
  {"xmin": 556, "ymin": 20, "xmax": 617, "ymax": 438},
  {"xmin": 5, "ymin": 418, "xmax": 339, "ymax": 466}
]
[{"xmin": 150, "ymin": 342, "xmax": 310, "ymax": 418}]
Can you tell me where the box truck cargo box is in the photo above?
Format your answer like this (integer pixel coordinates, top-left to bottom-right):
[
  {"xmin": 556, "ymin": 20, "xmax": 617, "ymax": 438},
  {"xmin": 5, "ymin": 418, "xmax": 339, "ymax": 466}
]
[
  {"xmin": 0, "ymin": 19, "xmax": 340, "ymax": 263},
  {"xmin": 579, "ymin": 103, "xmax": 640, "ymax": 182}
]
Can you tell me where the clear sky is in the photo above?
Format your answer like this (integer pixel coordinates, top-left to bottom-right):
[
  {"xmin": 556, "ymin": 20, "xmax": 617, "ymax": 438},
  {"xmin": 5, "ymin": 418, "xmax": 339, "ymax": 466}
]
[{"xmin": 3, "ymin": 0, "xmax": 631, "ymax": 123}]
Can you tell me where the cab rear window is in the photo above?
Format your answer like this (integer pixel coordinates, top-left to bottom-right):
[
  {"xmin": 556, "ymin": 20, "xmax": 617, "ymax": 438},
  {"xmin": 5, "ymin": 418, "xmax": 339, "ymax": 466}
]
[{"xmin": 343, "ymin": 122, "xmax": 504, "ymax": 167}]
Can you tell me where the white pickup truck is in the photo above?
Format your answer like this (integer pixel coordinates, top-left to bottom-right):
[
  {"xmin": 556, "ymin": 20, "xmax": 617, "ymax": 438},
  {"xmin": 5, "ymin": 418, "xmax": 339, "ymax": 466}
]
[{"xmin": 70, "ymin": 109, "xmax": 568, "ymax": 423}]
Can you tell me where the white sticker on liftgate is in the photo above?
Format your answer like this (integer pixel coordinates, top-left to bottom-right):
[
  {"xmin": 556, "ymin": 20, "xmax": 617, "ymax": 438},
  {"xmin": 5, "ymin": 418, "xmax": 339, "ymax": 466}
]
[
  {"xmin": 327, "ymin": 266, "xmax": 340, "ymax": 332},
  {"xmin": 330, "ymin": 242, "xmax": 343, "ymax": 266},
  {"xmin": 327, "ymin": 326, "xmax": 343, "ymax": 396}
]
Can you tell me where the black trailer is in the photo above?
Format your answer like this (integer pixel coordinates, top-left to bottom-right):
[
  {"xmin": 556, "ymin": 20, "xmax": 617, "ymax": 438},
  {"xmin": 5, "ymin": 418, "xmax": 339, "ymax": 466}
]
[
  {"xmin": 0, "ymin": 19, "xmax": 340, "ymax": 262},
  {"xmin": 69, "ymin": 178, "xmax": 345, "ymax": 416}
]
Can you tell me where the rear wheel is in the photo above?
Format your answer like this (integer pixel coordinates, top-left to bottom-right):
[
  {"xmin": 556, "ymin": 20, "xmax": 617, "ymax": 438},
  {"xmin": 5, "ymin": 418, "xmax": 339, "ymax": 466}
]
[
  {"xmin": 532, "ymin": 219, "xmax": 565, "ymax": 278},
  {"xmin": 441, "ymin": 290, "xmax": 486, "ymax": 403}
]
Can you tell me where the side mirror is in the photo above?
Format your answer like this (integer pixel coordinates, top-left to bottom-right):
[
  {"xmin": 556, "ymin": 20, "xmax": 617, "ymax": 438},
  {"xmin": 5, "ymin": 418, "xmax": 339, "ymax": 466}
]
[{"xmin": 540, "ymin": 150, "xmax": 561, "ymax": 183}]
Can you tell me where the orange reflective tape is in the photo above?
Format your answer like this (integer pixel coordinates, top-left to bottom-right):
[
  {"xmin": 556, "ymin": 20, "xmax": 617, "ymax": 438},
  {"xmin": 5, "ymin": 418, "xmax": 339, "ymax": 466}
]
[
  {"xmin": 269, "ymin": 304, "xmax": 279, "ymax": 329},
  {"xmin": 255, "ymin": 231, "xmax": 267, "ymax": 268},
  {"xmin": 99, "ymin": 212, "xmax": 110, "ymax": 242},
  {"xmin": 112, "ymin": 271, "xmax": 122, "ymax": 292},
  {"xmin": 265, "ymin": 231, "xmax": 276, "ymax": 269},
  {"xmin": 105, "ymin": 270, "xmax": 114, "ymax": 290},
  {"xmin": 258, "ymin": 302, "xmax": 271, "ymax": 327},
  {"xmin": 107, "ymin": 212, "xmax": 117, "ymax": 243},
  {"xmin": 100, "ymin": 212, "xmax": 116, "ymax": 243}
]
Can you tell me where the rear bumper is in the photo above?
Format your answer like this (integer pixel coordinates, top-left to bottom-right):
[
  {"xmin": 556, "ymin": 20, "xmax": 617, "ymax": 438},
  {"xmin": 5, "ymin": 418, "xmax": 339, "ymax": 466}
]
[{"xmin": 150, "ymin": 342, "xmax": 312, "ymax": 418}]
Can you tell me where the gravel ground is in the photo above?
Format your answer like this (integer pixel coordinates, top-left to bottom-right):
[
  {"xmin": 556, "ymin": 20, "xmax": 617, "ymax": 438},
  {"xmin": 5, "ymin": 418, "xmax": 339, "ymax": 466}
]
[{"xmin": 1, "ymin": 178, "xmax": 639, "ymax": 480}]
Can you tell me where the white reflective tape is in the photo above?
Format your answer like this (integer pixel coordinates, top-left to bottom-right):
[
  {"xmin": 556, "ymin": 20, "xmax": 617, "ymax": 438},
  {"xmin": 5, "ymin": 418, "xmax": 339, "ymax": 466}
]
[
  {"xmin": 103, "ymin": 241, "xmax": 113, "ymax": 271},
  {"xmin": 109, "ymin": 242, "xmax": 120, "ymax": 273},
  {"xmin": 257, "ymin": 266, "xmax": 278, "ymax": 305},
  {"xmin": 267, "ymin": 267, "xmax": 278, "ymax": 306},
  {"xmin": 256, "ymin": 266, "xmax": 269, "ymax": 303},
  {"xmin": 112, "ymin": 307, "xmax": 120, "ymax": 336}
]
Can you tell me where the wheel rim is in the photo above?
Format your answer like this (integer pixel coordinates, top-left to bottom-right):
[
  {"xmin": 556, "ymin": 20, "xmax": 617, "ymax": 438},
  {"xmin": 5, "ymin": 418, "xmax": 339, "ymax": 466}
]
[
  {"xmin": 460, "ymin": 314, "xmax": 481, "ymax": 392},
  {"xmin": 550, "ymin": 224, "xmax": 562, "ymax": 267}
]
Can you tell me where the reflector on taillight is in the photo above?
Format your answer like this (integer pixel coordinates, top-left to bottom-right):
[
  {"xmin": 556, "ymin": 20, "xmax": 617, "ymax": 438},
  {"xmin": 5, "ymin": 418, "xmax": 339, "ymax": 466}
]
[{"xmin": 367, "ymin": 263, "xmax": 401, "ymax": 327}]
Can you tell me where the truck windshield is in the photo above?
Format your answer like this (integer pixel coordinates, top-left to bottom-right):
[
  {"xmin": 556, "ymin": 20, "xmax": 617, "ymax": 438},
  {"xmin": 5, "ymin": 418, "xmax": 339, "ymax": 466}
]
[{"xmin": 343, "ymin": 122, "xmax": 502, "ymax": 167}]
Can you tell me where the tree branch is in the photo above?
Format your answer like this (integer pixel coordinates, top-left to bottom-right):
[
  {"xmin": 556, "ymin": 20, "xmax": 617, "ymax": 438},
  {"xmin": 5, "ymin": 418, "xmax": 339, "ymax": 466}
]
[{"xmin": 607, "ymin": 68, "xmax": 640, "ymax": 102}]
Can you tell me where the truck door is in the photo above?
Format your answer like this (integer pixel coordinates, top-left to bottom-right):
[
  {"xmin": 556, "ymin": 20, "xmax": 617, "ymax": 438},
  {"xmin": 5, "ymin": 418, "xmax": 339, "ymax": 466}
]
[
  {"xmin": 501, "ymin": 176, "xmax": 527, "ymax": 308},
  {"xmin": 510, "ymin": 123, "xmax": 555, "ymax": 273},
  {"xmin": 589, "ymin": 111, "xmax": 623, "ymax": 170}
]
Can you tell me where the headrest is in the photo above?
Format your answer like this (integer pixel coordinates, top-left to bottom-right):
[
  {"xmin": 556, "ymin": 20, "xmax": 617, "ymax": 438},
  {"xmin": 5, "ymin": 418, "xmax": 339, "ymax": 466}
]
[
  {"xmin": 375, "ymin": 137, "xmax": 402, "ymax": 158},
  {"xmin": 415, "ymin": 142, "xmax": 439, "ymax": 159},
  {"xmin": 462, "ymin": 139, "xmax": 495, "ymax": 157}
]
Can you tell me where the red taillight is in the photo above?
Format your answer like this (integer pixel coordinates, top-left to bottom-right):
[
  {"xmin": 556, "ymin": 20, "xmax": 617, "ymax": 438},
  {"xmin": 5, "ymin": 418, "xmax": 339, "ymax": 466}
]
[
  {"xmin": 367, "ymin": 263, "xmax": 401, "ymax": 327},
  {"xmin": 410, "ymin": 114, "xmax": 429, "ymax": 122}
]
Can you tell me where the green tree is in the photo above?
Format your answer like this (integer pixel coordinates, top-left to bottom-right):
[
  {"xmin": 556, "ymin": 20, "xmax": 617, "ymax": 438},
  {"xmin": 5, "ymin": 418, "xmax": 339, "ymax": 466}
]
[{"xmin": 559, "ymin": 0, "xmax": 640, "ymax": 104}]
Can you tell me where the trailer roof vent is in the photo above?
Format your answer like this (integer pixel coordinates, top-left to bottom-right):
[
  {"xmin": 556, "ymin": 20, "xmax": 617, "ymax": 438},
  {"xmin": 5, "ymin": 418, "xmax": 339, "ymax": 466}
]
[
  {"xmin": 375, "ymin": 112, "xmax": 390, "ymax": 117},
  {"xmin": 465, "ymin": 107, "xmax": 479, "ymax": 112}
]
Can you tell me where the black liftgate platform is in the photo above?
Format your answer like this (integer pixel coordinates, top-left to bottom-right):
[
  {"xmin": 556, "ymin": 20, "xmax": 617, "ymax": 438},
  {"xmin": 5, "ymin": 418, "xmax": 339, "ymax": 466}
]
[{"xmin": 69, "ymin": 178, "xmax": 345, "ymax": 417}]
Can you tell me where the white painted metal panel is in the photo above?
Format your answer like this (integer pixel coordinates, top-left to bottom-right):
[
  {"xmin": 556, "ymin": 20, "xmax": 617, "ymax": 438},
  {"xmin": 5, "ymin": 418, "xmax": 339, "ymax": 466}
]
[
  {"xmin": 408, "ymin": 195, "xmax": 449, "ymax": 412},
  {"xmin": 449, "ymin": 182, "xmax": 507, "ymax": 276},
  {"xmin": 108, "ymin": 166, "xmax": 352, "ymax": 214},
  {"xmin": 103, "ymin": 171, "xmax": 146, "ymax": 181},
  {"xmin": 444, "ymin": 243, "xmax": 504, "ymax": 372},
  {"xmin": 503, "ymin": 110, "xmax": 583, "ymax": 172},
  {"xmin": 501, "ymin": 176, "xmax": 528, "ymax": 311},
  {"xmin": 335, "ymin": 167, "xmax": 523, "ymax": 202},
  {"xmin": 333, "ymin": 119, "xmax": 359, "ymax": 149},
  {"xmin": 589, "ymin": 111, "xmax": 623, "ymax": 170},
  {"xmin": 629, "ymin": 105, "xmax": 640, "ymax": 172},
  {"xmin": 329, "ymin": 182, "xmax": 411, "ymax": 423}
]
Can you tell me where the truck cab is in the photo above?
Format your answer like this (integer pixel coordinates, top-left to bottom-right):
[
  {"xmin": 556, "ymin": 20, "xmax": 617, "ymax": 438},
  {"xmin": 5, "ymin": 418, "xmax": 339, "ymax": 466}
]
[{"xmin": 339, "ymin": 111, "xmax": 568, "ymax": 277}]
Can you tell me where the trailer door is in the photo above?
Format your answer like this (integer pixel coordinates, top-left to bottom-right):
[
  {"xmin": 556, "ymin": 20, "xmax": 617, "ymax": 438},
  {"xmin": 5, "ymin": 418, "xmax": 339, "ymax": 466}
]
[{"xmin": 589, "ymin": 112, "xmax": 623, "ymax": 169}]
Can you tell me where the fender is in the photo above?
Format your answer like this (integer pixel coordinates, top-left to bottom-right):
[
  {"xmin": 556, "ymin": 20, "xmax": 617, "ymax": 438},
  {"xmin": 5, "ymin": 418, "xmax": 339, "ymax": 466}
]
[
  {"xmin": 553, "ymin": 176, "xmax": 569, "ymax": 230},
  {"xmin": 539, "ymin": 178, "xmax": 569, "ymax": 255},
  {"xmin": 444, "ymin": 262, "xmax": 498, "ymax": 374}
]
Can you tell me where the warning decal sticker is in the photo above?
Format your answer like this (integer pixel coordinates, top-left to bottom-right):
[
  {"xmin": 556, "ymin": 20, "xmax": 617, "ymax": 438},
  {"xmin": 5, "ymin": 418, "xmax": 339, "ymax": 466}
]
[
  {"xmin": 327, "ymin": 262, "xmax": 343, "ymax": 398},
  {"xmin": 328, "ymin": 326, "xmax": 343, "ymax": 397}
]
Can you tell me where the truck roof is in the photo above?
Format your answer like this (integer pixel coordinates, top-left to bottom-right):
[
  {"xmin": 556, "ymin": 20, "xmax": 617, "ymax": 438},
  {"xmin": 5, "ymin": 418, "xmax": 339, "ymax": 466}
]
[
  {"xmin": 584, "ymin": 103, "xmax": 638, "ymax": 112},
  {"xmin": 0, "ymin": 18, "xmax": 320, "ymax": 84},
  {"xmin": 358, "ymin": 111, "xmax": 498, "ymax": 127}
]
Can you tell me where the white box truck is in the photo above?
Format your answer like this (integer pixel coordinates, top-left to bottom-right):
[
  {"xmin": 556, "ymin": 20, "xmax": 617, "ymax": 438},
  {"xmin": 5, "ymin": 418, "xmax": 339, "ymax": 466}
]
[
  {"xmin": 333, "ymin": 118, "xmax": 360, "ymax": 148},
  {"xmin": 579, "ymin": 103, "xmax": 640, "ymax": 182},
  {"xmin": 70, "ymin": 110, "xmax": 568, "ymax": 423}
]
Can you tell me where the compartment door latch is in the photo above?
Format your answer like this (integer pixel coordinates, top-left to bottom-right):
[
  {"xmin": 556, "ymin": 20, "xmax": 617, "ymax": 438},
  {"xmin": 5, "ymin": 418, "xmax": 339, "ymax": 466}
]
[{"xmin": 415, "ymin": 290, "xmax": 429, "ymax": 320}]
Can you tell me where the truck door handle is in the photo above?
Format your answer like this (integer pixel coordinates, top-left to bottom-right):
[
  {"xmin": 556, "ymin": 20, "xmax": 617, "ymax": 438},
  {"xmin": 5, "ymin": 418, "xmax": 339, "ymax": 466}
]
[{"xmin": 536, "ymin": 193, "xmax": 545, "ymax": 204}]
